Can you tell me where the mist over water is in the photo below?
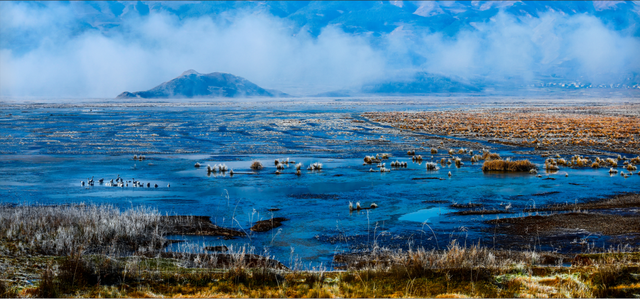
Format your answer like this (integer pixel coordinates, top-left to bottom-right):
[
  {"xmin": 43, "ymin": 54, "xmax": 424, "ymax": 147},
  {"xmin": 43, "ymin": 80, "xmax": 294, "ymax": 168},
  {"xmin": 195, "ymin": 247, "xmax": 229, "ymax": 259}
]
[{"xmin": 1, "ymin": 1, "xmax": 639, "ymax": 98}]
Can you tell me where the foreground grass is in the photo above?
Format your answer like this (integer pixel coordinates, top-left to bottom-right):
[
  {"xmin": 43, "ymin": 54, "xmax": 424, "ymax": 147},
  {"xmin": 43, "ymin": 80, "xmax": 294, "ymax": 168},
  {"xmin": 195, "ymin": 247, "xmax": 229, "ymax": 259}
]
[
  {"xmin": 1, "ymin": 248, "xmax": 639, "ymax": 298},
  {"xmin": 1, "ymin": 204, "xmax": 639, "ymax": 298}
]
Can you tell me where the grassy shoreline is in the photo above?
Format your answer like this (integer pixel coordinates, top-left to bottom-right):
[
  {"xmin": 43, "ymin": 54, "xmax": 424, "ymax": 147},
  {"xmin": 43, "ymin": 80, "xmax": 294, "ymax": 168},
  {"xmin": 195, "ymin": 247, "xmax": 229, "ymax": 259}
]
[{"xmin": 1, "ymin": 203, "xmax": 639, "ymax": 298}]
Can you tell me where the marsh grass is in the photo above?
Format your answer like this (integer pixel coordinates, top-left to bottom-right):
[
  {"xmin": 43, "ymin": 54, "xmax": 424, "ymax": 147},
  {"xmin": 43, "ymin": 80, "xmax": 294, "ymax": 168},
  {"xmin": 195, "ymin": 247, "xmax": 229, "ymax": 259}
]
[
  {"xmin": 3, "ymin": 204, "xmax": 638, "ymax": 298},
  {"xmin": 482, "ymin": 159, "xmax": 536, "ymax": 172},
  {"xmin": 0, "ymin": 204, "xmax": 165, "ymax": 256},
  {"xmin": 18, "ymin": 239, "xmax": 640, "ymax": 298}
]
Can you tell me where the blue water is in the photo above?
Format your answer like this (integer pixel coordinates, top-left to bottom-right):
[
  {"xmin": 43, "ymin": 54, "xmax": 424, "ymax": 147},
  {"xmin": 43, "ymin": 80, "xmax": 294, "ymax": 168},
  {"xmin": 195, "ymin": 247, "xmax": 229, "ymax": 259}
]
[{"xmin": 1, "ymin": 98, "xmax": 638, "ymax": 267}]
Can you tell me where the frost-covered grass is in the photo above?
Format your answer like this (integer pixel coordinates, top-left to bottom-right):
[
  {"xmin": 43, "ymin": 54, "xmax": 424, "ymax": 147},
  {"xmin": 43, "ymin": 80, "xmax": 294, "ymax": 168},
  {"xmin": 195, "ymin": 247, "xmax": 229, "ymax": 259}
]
[{"xmin": 0, "ymin": 204, "xmax": 166, "ymax": 256}]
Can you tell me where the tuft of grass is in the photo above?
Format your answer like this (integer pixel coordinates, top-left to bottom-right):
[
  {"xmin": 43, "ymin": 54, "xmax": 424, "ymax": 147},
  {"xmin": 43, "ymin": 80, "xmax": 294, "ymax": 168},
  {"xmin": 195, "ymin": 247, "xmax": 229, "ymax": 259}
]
[
  {"xmin": 482, "ymin": 152, "xmax": 501, "ymax": 161},
  {"xmin": 250, "ymin": 161, "xmax": 263, "ymax": 170},
  {"xmin": 36, "ymin": 263, "xmax": 59, "ymax": 298},
  {"xmin": 482, "ymin": 159, "xmax": 536, "ymax": 172}
]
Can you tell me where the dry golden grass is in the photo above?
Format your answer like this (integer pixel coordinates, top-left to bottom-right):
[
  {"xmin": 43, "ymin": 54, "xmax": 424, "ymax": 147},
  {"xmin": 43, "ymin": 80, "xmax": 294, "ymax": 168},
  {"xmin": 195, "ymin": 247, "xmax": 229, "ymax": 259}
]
[
  {"xmin": 482, "ymin": 152, "xmax": 501, "ymax": 161},
  {"xmin": 363, "ymin": 106, "xmax": 640, "ymax": 154},
  {"xmin": 482, "ymin": 159, "xmax": 536, "ymax": 172}
]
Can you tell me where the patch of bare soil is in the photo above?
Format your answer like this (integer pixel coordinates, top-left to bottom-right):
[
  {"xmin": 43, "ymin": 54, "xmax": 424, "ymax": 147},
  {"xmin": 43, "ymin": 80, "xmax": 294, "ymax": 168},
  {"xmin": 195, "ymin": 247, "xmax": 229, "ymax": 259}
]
[
  {"xmin": 250, "ymin": 217, "xmax": 289, "ymax": 232},
  {"xmin": 160, "ymin": 216, "xmax": 246, "ymax": 239},
  {"xmin": 452, "ymin": 209, "xmax": 513, "ymax": 216},
  {"xmin": 525, "ymin": 193, "xmax": 640, "ymax": 212},
  {"xmin": 451, "ymin": 203, "xmax": 483, "ymax": 208},
  {"xmin": 486, "ymin": 212, "xmax": 640, "ymax": 236}
]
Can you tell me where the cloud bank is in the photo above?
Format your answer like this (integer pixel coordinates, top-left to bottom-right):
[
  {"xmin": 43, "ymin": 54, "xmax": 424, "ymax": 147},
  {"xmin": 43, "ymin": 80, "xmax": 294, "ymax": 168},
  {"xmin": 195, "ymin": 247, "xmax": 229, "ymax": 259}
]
[{"xmin": 1, "ymin": 1, "xmax": 639, "ymax": 98}]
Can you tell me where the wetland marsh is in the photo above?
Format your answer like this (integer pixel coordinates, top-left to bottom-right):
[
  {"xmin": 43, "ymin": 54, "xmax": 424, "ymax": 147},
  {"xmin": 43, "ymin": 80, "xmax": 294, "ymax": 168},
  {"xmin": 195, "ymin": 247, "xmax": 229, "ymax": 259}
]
[{"xmin": 1, "ymin": 97, "xmax": 639, "ymax": 266}]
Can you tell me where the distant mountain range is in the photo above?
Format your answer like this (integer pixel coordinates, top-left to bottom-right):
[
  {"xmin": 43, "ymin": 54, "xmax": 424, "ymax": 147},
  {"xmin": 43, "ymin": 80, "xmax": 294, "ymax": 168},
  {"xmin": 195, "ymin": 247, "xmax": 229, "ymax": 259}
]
[
  {"xmin": 118, "ymin": 69, "xmax": 640, "ymax": 99},
  {"xmin": 116, "ymin": 70, "xmax": 288, "ymax": 99},
  {"xmin": 362, "ymin": 72, "xmax": 481, "ymax": 94},
  {"xmin": 117, "ymin": 70, "xmax": 487, "ymax": 99}
]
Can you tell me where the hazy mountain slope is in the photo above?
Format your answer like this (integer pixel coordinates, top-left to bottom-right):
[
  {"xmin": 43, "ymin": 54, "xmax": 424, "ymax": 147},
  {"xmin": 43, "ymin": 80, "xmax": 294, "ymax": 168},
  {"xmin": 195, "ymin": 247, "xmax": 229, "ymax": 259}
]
[{"xmin": 116, "ymin": 70, "xmax": 287, "ymax": 99}]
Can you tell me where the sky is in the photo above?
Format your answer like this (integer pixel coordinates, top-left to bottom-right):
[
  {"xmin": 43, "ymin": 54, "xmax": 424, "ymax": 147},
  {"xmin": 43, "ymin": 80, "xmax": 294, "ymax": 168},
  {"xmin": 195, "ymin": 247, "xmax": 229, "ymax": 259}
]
[{"xmin": 1, "ymin": 1, "xmax": 639, "ymax": 98}]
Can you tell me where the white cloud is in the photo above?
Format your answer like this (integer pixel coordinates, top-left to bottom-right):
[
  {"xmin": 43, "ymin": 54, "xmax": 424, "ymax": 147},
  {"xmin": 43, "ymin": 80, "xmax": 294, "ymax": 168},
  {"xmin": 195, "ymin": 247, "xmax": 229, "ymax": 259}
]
[{"xmin": 1, "ymin": 2, "xmax": 638, "ymax": 98}]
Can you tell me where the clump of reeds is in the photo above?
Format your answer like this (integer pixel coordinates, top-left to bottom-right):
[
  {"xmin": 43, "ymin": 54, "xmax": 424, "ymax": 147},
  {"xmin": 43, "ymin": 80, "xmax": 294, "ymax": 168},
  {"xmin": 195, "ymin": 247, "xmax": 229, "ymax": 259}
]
[
  {"xmin": 391, "ymin": 161, "xmax": 407, "ymax": 168},
  {"xmin": 571, "ymin": 155, "xmax": 590, "ymax": 167},
  {"xmin": 364, "ymin": 155, "xmax": 381, "ymax": 164},
  {"xmin": 482, "ymin": 151, "xmax": 501, "ymax": 161},
  {"xmin": 482, "ymin": 159, "xmax": 536, "ymax": 172},
  {"xmin": 426, "ymin": 162, "xmax": 439, "ymax": 170},
  {"xmin": 453, "ymin": 157, "xmax": 463, "ymax": 167},
  {"xmin": 250, "ymin": 161, "xmax": 263, "ymax": 170},
  {"xmin": 545, "ymin": 158, "xmax": 559, "ymax": 171},
  {"xmin": 431, "ymin": 148, "xmax": 438, "ymax": 154}
]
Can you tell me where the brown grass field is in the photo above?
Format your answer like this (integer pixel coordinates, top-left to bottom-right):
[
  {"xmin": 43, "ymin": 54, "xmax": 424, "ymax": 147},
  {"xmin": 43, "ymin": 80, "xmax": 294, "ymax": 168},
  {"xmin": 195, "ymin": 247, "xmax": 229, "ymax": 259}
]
[{"xmin": 363, "ymin": 105, "xmax": 640, "ymax": 154}]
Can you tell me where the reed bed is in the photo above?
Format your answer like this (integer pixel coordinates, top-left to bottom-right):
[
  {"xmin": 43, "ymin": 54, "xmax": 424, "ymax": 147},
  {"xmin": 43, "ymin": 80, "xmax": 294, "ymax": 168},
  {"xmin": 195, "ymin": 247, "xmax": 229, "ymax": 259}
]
[
  {"xmin": 482, "ymin": 159, "xmax": 536, "ymax": 172},
  {"xmin": 0, "ymin": 204, "xmax": 165, "ymax": 256},
  {"xmin": 0, "ymin": 204, "xmax": 241, "ymax": 256}
]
